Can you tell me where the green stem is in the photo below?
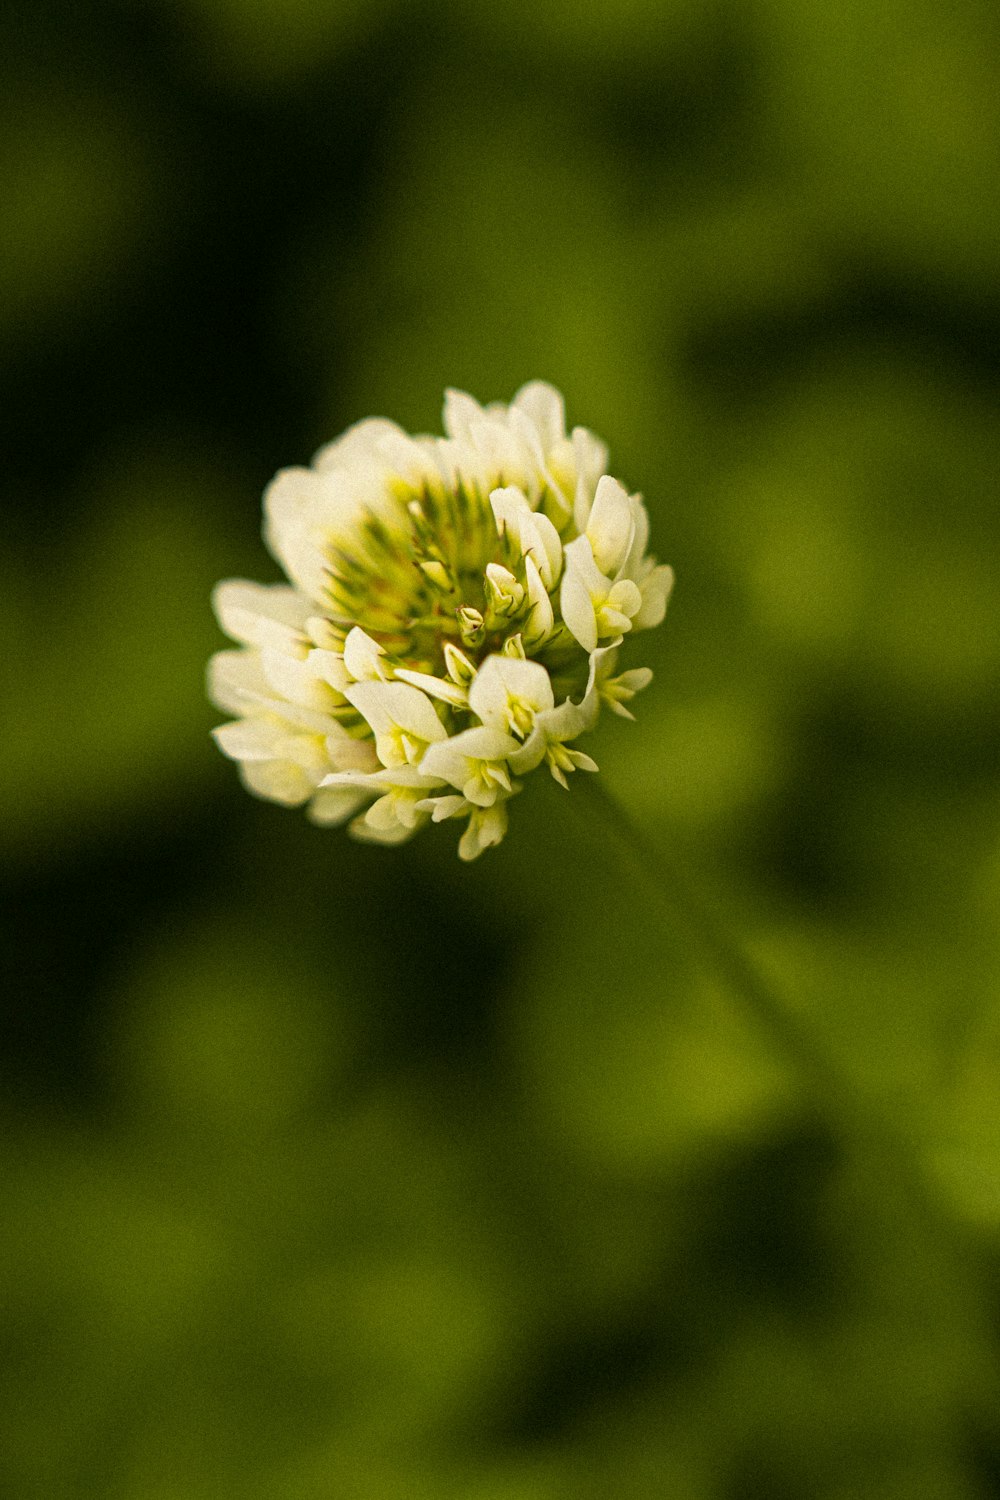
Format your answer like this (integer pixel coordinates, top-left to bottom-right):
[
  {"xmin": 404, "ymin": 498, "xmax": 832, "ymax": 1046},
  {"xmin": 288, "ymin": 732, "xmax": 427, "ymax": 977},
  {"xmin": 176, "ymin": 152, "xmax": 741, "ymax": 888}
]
[
  {"xmin": 579, "ymin": 777, "xmax": 843, "ymax": 1106},
  {"xmin": 574, "ymin": 776, "xmax": 972, "ymax": 1249}
]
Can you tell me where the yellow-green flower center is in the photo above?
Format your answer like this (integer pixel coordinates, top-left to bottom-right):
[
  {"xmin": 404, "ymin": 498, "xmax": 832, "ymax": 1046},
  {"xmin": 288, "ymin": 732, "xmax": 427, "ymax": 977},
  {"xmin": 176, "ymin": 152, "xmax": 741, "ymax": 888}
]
[{"xmin": 320, "ymin": 476, "xmax": 582, "ymax": 692}]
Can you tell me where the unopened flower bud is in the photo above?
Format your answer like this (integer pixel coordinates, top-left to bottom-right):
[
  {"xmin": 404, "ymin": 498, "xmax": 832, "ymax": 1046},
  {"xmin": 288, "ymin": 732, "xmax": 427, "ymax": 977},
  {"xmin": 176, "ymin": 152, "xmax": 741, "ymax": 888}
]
[
  {"xmin": 484, "ymin": 563, "xmax": 524, "ymax": 621},
  {"xmin": 457, "ymin": 606, "xmax": 485, "ymax": 647},
  {"xmin": 444, "ymin": 642, "xmax": 477, "ymax": 686}
]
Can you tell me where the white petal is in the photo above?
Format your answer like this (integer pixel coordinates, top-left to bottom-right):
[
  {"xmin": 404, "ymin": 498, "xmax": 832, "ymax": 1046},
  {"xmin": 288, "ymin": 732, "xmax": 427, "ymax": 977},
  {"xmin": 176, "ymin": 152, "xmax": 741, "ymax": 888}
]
[
  {"xmin": 607, "ymin": 578, "xmax": 643, "ymax": 618},
  {"xmin": 567, "ymin": 750, "xmax": 599, "ymax": 773},
  {"xmin": 262, "ymin": 467, "xmax": 354, "ymax": 601},
  {"xmin": 446, "ymin": 724, "xmax": 520, "ymax": 763},
  {"xmin": 209, "ymin": 655, "xmax": 341, "ymax": 734},
  {"xmin": 633, "ymin": 564, "xmax": 675, "ymax": 630},
  {"xmin": 324, "ymin": 731, "xmax": 380, "ymax": 773},
  {"xmin": 511, "ymin": 381, "xmax": 566, "ymax": 452},
  {"xmin": 213, "ymin": 718, "xmax": 323, "ymax": 764},
  {"xmin": 268, "ymin": 700, "xmax": 339, "ymax": 736},
  {"xmin": 526, "ymin": 511, "xmax": 563, "ymax": 588},
  {"xmin": 457, "ymin": 821, "xmax": 480, "ymax": 861},
  {"xmin": 577, "ymin": 661, "xmax": 603, "ymax": 732},
  {"xmin": 212, "ymin": 580, "xmax": 311, "ymax": 651},
  {"xmin": 343, "ymin": 626, "xmax": 389, "ymax": 682},
  {"xmin": 346, "ymin": 680, "xmax": 446, "ymax": 745},
  {"xmin": 213, "ymin": 718, "xmax": 275, "ymax": 762},
  {"xmin": 421, "ymin": 794, "xmax": 468, "ymax": 822},
  {"xmin": 468, "ymin": 654, "xmax": 554, "ymax": 727},
  {"xmin": 458, "ymin": 803, "xmax": 509, "ymax": 861},
  {"xmin": 313, "ymin": 416, "xmax": 410, "ymax": 473},
  {"xmin": 308, "ymin": 649, "xmax": 351, "ymax": 696},
  {"xmin": 207, "ymin": 650, "xmax": 271, "ymax": 715},
  {"xmin": 308, "ymin": 785, "xmax": 370, "ymax": 825},
  {"xmin": 570, "ymin": 426, "xmax": 611, "ymax": 532},
  {"xmin": 507, "ymin": 406, "xmax": 550, "ymax": 483},
  {"xmin": 616, "ymin": 667, "xmax": 653, "ymax": 693},
  {"xmin": 261, "ymin": 466, "xmax": 319, "ymax": 575},
  {"xmin": 430, "ymin": 436, "xmax": 468, "ymax": 493},
  {"xmin": 320, "ymin": 764, "xmax": 437, "ymax": 791},
  {"xmin": 348, "ymin": 812, "xmax": 414, "ymax": 846},
  {"xmin": 507, "ymin": 726, "xmax": 548, "ymax": 774},
  {"xmin": 442, "ymin": 388, "xmax": 485, "ymax": 443},
  {"xmin": 559, "ymin": 542, "xmax": 600, "ymax": 654},
  {"xmin": 490, "ymin": 484, "xmax": 532, "ymax": 536},
  {"xmin": 364, "ymin": 792, "xmax": 414, "ymax": 834},
  {"xmin": 419, "ymin": 726, "xmax": 518, "ymax": 791},
  {"xmin": 269, "ymin": 458, "xmax": 404, "ymax": 595},
  {"xmin": 624, "ymin": 494, "xmax": 650, "ymax": 576},
  {"xmin": 393, "ymin": 668, "xmax": 468, "ymax": 707},
  {"xmin": 369, "ymin": 428, "xmax": 441, "ymax": 489},
  {"xmin": 587, "ymin": 643, "xmax": 619, "ymax": 689},
  {"xmin": 523, "ymin": 554, "xmax": 555, "ymax": 647},
  {"xmin": 586, "ymin": 475, "xmax": 635, "ymax": 577},
  {"xmin": 560, "ymin": 570, "xmax": 598, "ymax": 653},
  {"xmin": 259, "ymin": 647, "xmax": 343, "ymax": 711},
  {"xmin": 466, "ymin": 656, "xmax": 516, "ymax": 726},
  {"xmin": 240, "ymin": 759, "xmax": 315, "ymax": 806},
  {"xmin": 539, "ymin": 697, "xmax": 589, "ymax": 743},
  {"xmin": 563, "ymin": 534, "xmax": 606, "ymax": 591},
  {"xmin": 468, "ymin": 415, "xmax": 530, "ymax": 481},
  {"xmin": 306, "ymin": 616, "xmax": 341, "ymax": 650}
]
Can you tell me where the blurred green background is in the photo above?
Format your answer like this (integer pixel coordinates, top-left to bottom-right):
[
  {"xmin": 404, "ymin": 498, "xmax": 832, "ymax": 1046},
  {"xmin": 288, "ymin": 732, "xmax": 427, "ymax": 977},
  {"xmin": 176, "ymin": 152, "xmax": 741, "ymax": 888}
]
[{"xmin": 3, "ymin": 1, "xmax": 1000, "ymax": 1495}]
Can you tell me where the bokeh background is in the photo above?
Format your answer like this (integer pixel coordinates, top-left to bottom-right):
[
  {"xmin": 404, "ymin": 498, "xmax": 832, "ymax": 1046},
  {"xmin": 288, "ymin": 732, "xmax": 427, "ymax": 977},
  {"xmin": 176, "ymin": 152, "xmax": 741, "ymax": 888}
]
[{"xmin": 3, "ymin": 1, "xmax": 1000, "ymax": 1495}]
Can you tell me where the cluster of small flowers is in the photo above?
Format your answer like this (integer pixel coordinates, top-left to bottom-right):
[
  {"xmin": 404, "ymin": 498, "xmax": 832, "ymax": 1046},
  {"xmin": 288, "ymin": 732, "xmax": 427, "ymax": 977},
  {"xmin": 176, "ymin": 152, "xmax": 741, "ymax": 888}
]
[{"xmin": 208, "ymin": 382, "xmax": 672, "ymax": 859}]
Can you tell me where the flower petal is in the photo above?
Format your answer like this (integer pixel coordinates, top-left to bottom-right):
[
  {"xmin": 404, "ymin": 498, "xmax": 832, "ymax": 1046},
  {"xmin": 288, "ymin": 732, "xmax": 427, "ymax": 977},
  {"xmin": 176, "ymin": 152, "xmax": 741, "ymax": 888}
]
[
  {"xmin": 212, "ymin": 718, "xmax": 284, "ymax": 762},
  {"xmin": 507, "ymin": 726, "xmax": 547, "ymax": 774},
  {"xmin": 511, "ymin": 380, "xmax": 566, "ymax": 453},
  {"xmin": 347, "ymin": 811, "xmax": 415, "ymax": 846},
  {"xmin": 207, "ymin": 649, "xmax": 272, "ymax": 715},
  {"xmin": 559, "ymin": 539, "xmax": 602, "ymax": 653},
  {"xmin": 394, "ymin": 668, "xmax": 468, "ymax": 707},
  {"xmin": 586, "ymin": 475, "xmax": 635, "ymax": 577},
  {"xmin": 213, "ymin": 579, "xmax": 311, "ymax": 651},
  {"xmin": 346, "ymin": 680, "xmax": 447, "ymax": 747},
  {"xmin": 240, "ymin": 758, "xmax": 316, "ymax": 806},
  {"xmin": 458, "ymin": 803, "xmax": 509, "ymax": 861},
  {"xmin": 308, "ymin": 784, "xmax": 370, "ymax": 825},
  {"xmin": 442, "ymin": 388, "xmax": 485, "ymax": 444},
  {"xmin": 633, "ymin": 563, "xmax": 675, "ymax": 630},
  {"xmin": 259, "ymin": 647, "xmax": 345, "ymax": 712},
  {"xmin": 419, "ymin": 725, "xmax": 519, "ymax": 798},
  {"xmin": 343, "ymin": 626, "xmax": 390, "ymax": 682},
  {"xmin": 468, "ymin": 654, "xmax": 554, "ymax": 731}
]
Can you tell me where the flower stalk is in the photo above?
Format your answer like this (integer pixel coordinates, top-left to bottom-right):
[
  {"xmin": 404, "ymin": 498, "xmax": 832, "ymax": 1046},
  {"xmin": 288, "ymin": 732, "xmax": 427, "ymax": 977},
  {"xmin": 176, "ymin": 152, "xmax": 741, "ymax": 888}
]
[{"xmin": 576, "ymin": 775, "xmax": 982, "ymax": 1259}]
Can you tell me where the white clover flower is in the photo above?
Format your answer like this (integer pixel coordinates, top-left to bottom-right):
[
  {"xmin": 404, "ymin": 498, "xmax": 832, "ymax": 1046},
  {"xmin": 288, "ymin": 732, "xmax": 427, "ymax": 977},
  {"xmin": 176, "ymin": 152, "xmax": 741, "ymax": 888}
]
[{"xmin": 208, "ymin": 381, "xmax": 673, "ymax": 859}]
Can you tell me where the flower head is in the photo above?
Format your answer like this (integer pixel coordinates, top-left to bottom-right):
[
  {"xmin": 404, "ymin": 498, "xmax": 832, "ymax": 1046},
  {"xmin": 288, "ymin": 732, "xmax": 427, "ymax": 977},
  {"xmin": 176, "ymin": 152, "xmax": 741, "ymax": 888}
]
[{"xmin": 208, "ymin": 382, "xmax": 672, "ymax": 859}]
